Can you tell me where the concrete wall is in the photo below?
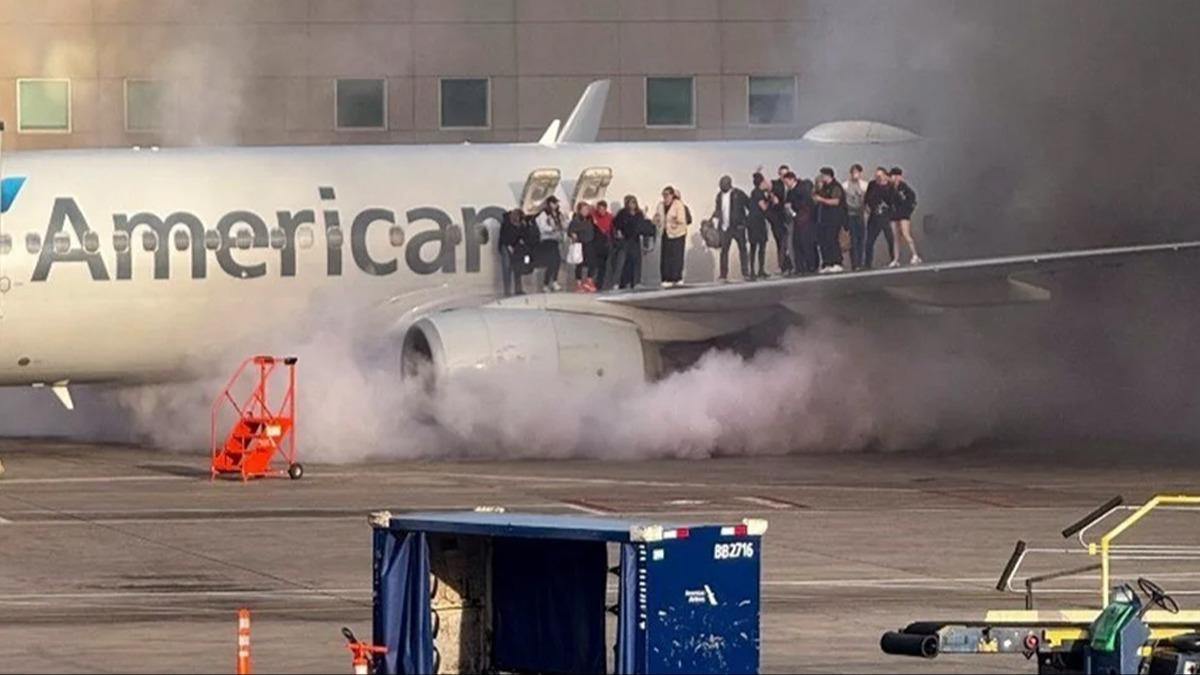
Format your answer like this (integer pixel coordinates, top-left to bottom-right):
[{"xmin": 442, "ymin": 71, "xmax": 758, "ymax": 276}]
[{"xmin": 0, "ymin": 0, "xmax": 847, "ymax": 150}]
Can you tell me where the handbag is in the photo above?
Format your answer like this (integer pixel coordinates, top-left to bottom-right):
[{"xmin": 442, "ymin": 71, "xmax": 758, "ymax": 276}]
[
  {"xmin": 700, "ymin": 219, "xmax": 722, "ymax": 249},
  {"xmin": 567, "ymin": 241, "xmax": 584, "ymax": 265}
]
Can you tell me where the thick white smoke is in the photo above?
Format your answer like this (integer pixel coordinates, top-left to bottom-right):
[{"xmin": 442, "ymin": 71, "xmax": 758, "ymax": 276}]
[{"xmin": 66, "ymin": 312, "xmax": 1009, "ymax": 463}]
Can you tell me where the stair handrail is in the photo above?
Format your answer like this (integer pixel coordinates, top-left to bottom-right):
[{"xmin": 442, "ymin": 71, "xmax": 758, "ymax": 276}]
[{"xmin": 210, "ymin": 356, "xmax": 264, "ymax": 460}]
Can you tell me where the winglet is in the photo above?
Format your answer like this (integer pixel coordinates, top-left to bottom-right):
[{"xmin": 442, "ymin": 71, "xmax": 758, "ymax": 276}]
[
  {"xmin": 538, "ymin": 119, "xmax": 561, "ymax": 147},
  {"xmin": 557, "ymin": 80, "xmax": 610, "ymax": 144},
  {"xmin": 52, "ymin": 381, "xmax": 74, "ymax": 411}
]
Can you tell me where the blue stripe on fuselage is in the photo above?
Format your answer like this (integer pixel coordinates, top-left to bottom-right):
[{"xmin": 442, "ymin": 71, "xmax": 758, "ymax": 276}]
[{"xmin": 1, "ymin": 176, "xmax": 26, "ymax": 213}]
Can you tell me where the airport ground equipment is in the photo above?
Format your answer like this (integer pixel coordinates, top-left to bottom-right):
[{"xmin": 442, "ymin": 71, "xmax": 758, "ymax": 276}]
[
  {"xmin": 211, "ymin": 355, "xmax": 301, "ymax": 481},
  {"xmin": 882, "ymin": 494, "xmax": 1200, "ymax": 673},
  {"xmin": 368, "ymin": 510, "xmax": 768, "ymax": 674},
  {"xmin": 342, "ymin": 627, "xmax": 387, "ymax": 675},
  {"xmin": 881, "ymin": 579, "xmax": 1200, "ymax": 673}
]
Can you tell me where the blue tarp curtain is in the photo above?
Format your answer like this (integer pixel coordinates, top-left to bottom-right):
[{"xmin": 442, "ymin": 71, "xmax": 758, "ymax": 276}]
[
  {"xmin": 373, "ymin": 529, "xmax": 433, "ymax": 675},
  {"xmin": 492, "ymin": 537, "xmax": 607, "ymax": 674},
  {"xmin": 616, "ymin": 542, "xmax": 642, "ymax": 675}
]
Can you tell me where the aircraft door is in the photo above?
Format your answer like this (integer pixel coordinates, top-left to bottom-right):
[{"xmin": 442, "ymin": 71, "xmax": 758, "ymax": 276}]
[
  {"xmin": 570, "ymin": 166, "xmax": 613, "ymax": 208},
  {"xmin": 520, "ymin": 168, "xmax": 561, "ymax": 215}
]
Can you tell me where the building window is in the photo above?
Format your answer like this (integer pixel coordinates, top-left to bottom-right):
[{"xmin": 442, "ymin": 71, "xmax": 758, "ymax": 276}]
[
  {"xmin": 17, "ymin": 79, "xmax": 71, "ymax": 133},
  {"xmin": 748, "ymin": 76, "xmax": 796, "ymax": 126},
  {"xmin": 646, "ymin": 77, "xmax": 694, "ymax": 127},
  {"xmin": 335, "ymin": 79, "xmax": 387, "ymax": 130},
  {"xmin": 439, "ymin": 78, "xmax": 490, "ymax": 129},
  {"xmin": 125, "ymin": 80, "xmax": 166, "ymax": 132}
]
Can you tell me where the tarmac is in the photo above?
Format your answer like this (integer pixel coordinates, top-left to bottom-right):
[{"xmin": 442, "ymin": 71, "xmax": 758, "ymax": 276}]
[{"xmin": 1, "ymin": 438, "xmax": 1199, "ymax": 673}]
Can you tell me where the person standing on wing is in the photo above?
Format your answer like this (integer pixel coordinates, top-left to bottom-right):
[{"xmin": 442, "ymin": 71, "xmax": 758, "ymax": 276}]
[
  {"xmin": 888, "ymin": 166, "xmax": 923, "ymax": 266},
  {"xmin": 654, "ymin": 186, "xmax": 689, "ymax": 287},
  {"xmin": 711, "ymin": 175, "xmax": 751, "ymax": 281}
]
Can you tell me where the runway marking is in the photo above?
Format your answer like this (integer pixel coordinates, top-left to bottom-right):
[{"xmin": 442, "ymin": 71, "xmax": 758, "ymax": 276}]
[
  {"xmin": 0, "ymin": 588, "xmax": 371, "ymax": 602},
  {"xmin": 0, "ymin": 470, "xmax": 397, "ymax": 486},
  {"xmin": 560, "ymin": 499, "xmax": 614, "ymax": 515},
  {"xmin": 0, "ymin": 475, "xmax": 193, "ymax": 485},
  {"xmin": 737, "ymin": 496, "xmax": 806, "ymax": 510}
]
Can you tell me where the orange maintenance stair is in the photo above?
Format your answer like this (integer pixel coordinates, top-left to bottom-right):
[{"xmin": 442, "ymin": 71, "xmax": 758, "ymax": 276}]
[{"xmin": 211, "ymin": 355, "xmax": 302, "ymax": 481}]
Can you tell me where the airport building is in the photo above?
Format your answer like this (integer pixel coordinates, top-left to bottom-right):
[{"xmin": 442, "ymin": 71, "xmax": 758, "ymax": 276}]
[{"xmin": 0, "ymin": 0, "xmax": 906, "ymax": 151}]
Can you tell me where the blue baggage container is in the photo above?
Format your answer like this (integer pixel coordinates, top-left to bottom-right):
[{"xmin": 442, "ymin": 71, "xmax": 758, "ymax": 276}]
[{"xmin": 369, "ymin": 510, "xmax": 767, "ymax": 674}]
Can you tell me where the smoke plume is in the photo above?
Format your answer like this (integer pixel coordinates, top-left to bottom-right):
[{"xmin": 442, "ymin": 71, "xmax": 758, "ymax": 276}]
[{"xmin": 2, "ymin": 2, "xmax": 1199, "ymax": 460}]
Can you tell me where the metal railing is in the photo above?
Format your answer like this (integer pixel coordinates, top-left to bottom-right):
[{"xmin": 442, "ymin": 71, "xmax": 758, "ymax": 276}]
[{"xmin": 997, "ymin": 494, "xmax": 1200, "ymax": 608}]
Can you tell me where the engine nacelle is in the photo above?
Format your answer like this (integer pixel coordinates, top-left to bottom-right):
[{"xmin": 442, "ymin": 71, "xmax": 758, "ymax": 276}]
[{"xmin": 401, "ymin": 308, "xmax": 653, "ymax": 382}]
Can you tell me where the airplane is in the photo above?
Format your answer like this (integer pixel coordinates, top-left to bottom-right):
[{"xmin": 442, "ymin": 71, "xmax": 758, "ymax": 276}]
[{"xmin": 0, "ymin": 80, "xmax": 1197, "ymax": 410}]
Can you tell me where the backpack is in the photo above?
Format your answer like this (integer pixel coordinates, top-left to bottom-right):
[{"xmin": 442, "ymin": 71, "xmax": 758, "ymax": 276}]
[{"xmin": 699, "ymin": 219, "xmax": 721, "ymax": 249}]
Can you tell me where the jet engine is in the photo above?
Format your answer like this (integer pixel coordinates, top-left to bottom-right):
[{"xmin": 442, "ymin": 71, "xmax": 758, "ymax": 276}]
[{"xmin": 401, "ymin": 307, "xmax": 654, "ymax": 382}]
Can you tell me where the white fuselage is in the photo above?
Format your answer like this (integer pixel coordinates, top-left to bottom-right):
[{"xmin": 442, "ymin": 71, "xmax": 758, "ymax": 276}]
[{"xmin": 0, "ymin": 139, "xmax": 932, "ymax": 385}]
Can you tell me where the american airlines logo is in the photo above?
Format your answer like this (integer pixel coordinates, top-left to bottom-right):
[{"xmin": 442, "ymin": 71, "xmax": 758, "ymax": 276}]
[
  {"xmin": 1, "ymin": 176, "xmax": 25, "ymax": 214},
  {"xmin": 20, "ymin": 186, "xmax": 501, "ymax": 282}
]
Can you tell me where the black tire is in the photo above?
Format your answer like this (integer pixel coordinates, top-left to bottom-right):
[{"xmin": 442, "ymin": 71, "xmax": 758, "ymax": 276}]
[{"xmin": 288, "ymin": 463, "xmax": 304, "ymax": 480}]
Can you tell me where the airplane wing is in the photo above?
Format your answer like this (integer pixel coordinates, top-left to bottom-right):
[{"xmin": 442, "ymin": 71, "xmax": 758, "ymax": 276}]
[{"xmin": 597, "ymin": 241, "xmax": 1200, "ymax": 313}]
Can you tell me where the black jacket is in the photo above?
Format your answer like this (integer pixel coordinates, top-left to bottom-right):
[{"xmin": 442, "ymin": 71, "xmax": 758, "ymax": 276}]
[
  {"xmin": 864, "ymin": 181, "xmax": 892, "ymax": 217},
  {"xmin": 614, "ymin": 208, "xmax": 652, "ymax": 242},
  {"xmin": 499, "ymin": 217, "xmax": 523, "ymax": 249},
  {"xmin": 816, "ymin": 181, "xmax": 847, "ymax": 227},
  {"xmin": 712, "ymin": 188, "xmax": 751, "ymax": 230},
  {"xmin": 748, "ymin": 188, "xmax": 771, "ymax": 239},
  {"xmin": 890, "ymin": 181, "xmax": 917, "ymax": 219},
  {"xmin": 568, "ymin": 214, "xmax": 596, "ymax": 243},
  {"xmin": 784, "ymin": 182, "xmax": 814, "ymax": 226}
]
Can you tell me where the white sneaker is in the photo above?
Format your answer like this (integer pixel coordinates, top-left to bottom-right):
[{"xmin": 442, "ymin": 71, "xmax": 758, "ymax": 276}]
[
  {"xmin": 909, "ymin": 256, "xmax": 923, "ymax": 266},
  {"xmin": 549, "ymin": 281, "xmax": 563, "ymax": 292},
  {"xmin": 829, "ymin": 264, "xmax": 844, "ymax": 273},
  {"xmin": 887, "ymin": 260, "xmax": 900, "ymax": 269},
  {"xmin": 661, "ymin": 281, "xmax": 673, "ymax": 288}
]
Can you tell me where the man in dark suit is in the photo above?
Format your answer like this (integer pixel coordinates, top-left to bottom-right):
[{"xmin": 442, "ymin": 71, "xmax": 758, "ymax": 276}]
[
  {"xmin": 712, "ymin": 175, "xmax": 751, "ymax": 281},
  {"xmin": 769, "ymin": 164, "xmax": 792, "ymax": 274},
  {"xmin": 782, "ymin": 172, "xmax": 817, "ymax": 275}
]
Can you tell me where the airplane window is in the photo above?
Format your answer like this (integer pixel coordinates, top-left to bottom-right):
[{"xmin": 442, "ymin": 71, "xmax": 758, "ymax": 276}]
[
  {"xmin": 235, "ymin": 228, "xmax": 252, "ymax": 250},
  {"xmin": 204, "ymin": 230, "xmax": 221, "ymax": 251},
  {"xmin": 113, "ymin": 231, "xmax": 130, "ymax": 253},
  {"xmin": 25, "ymin": 233, "xmax": 42, "ymax": 254},
  {"xmin": 53, "ymin": 232, "xmax": 71, "ymax": 254},
  {"xmin": 326, "ymin": 226, "xmax": 343, "ymax": 248},
  {"xmin": 83, "ymin": 231, "xmax": 100, "ymax": 253},
  {"xmin": 296, "ymin": 226, "xmax": 315, "ymax": 250},
  {"xmin": 0, "ymin": 234, "xmax": 11, "ymax": 255},
  {"xmin": 173, "ymin": 230, "xmax": 190, "ymax": 251},
  {"xmin": 388, "ymin": 225, "xmax": 405, "ymax": 247},
  {"xmin": 142, "ymin": 231, "xmax": 157, "ymax": 252},
  {"xmin": 269, "ymin": 228, "xmax": 285, "ymax": 250}
]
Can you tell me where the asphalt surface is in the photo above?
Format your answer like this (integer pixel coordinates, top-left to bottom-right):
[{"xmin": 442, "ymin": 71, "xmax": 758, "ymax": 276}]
[{"xmin": 1, "ymin": 439, "xmax": 1199, "ymax": 673}]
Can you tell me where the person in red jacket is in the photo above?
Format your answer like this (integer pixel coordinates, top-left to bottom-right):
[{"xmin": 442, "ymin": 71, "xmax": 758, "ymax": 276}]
[{"xmin": 591, "ymin": 199, "xmax": 614, "ymax": 290}]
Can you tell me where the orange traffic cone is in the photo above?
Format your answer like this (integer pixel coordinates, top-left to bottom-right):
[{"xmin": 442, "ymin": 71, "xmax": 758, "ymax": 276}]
[{"xmin": 236, "ymin": 609, "xmax": 252, "ymax": 675}]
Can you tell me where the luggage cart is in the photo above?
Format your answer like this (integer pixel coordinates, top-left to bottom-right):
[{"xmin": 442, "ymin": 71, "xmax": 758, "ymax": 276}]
[{"xmin": 882, "ymin": 494, "xmax": 1200, "ymax": 673}]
